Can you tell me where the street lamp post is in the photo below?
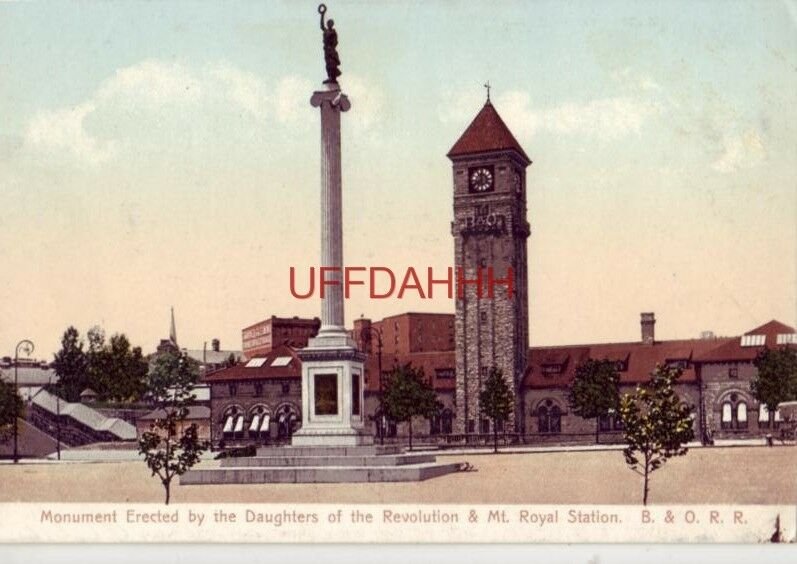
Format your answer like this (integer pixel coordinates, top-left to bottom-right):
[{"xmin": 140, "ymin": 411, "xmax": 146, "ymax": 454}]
[
  {"xmin": 360, "ymin": 325, "xmax": 384, "ymax": 445},
  {"xmin": 13, "ymin": 339, "xmax": 34, "ymax": 464},
  {"xmin": 49, "ymin": 376, "xmax": 61, "ymax": 460}
]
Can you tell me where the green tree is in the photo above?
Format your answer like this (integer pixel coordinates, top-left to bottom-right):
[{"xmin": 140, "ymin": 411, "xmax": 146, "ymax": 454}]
[
  {"xmin": 85, "ymin": 327, "xmax": 149, "ymax": 403},
  {"xmin": 0, "ymin": 380, "xmax": 23, "ymax": 444},
  {"xmin": 382, "ymin": 363, "xmax": 439, "ymax": 450},
  {"xmin": 479, "ymin": 367, "xmax": 513, "ymax": 453},
  {"xmin": 52, "ymin": 326, "xmax": 88, "ymax": 402},
  {"xmin": 751, "ymin": 347, "xmax": 797, "ymax": 414},
  {"xmin": 568, "ymin": 358, "xmax": 620, "ymax": 443},
  {"xmin": 138, "ymin": 351, "xmax": 207, "ymax": 505},
  {"xmin": 618, "ymin": 364, "xmax": 694, "ymax": 505}
]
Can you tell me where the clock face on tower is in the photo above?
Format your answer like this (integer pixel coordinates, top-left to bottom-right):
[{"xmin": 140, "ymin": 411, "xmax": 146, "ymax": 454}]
[{"xmin": 468, "ymin": 166, "xmax": 494, "ymax": 193}]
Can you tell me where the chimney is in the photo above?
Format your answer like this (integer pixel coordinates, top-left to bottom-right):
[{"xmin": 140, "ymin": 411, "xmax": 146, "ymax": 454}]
[
  {"xmin": 212, "ymin": 338, "xmax": 220, "ymax": 352},
  {"xmin": 641, "ymin": 313, "xmax": 656, "ymax": 344}
]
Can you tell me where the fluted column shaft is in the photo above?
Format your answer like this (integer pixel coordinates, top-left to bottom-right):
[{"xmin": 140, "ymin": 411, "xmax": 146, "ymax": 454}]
[{"xmin": 311, "ymin": 86, "xmax": 350, "ymax": 336}]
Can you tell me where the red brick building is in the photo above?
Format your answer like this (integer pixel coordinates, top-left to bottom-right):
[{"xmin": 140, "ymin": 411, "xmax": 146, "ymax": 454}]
[
  {"xmin": 241, "ymin": 316, "xmax": 320, "ymax": 358},
  {"xmin": 204, "ymin": 344, "xmax": 303, "ymax": 447}
]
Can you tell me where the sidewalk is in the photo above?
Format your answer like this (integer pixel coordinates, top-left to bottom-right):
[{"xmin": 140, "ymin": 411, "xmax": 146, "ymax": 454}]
[{"xmin": 415, "ymin": 437, "xmax": 777, "ymax": 456}]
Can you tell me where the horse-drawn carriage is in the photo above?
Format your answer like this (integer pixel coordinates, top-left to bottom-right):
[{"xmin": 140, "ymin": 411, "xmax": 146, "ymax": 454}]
[{"xmin": 776, "ymin": 401, "xmax": 797, "ymax": 443}]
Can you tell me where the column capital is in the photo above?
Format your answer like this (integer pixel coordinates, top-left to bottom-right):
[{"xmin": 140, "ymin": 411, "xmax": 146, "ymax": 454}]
[{"xmin": 311, "ymin": 88, "xmax": 351, "ymax": 112}]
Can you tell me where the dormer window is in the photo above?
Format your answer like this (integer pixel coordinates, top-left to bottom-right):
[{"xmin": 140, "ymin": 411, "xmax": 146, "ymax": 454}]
[
  {"xmin": 666, "ymin": 359, "xmax": 689, "ymax": 370},
  {"xmin": 741, "ymin": 334, "xmax": 765, "ymax": 347},
  {"xmin": 541, "ymin": 363, "xmax": 563, "ymax": 375}
]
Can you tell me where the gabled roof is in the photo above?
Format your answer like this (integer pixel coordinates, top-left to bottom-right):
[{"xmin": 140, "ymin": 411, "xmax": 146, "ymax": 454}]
[
  {"xmin": 447, "ymin": 101, "xmax": 531, "ymax": 164},
  {"xmin": 204, "ymin": 345, "xmax": 301, "ymax": 382},
  {"xmin": 696, "ymin": 320, "xmax": 795, "ymax": 363},
  {"xmin": 524, "ymin": 337, "xmax": 735, "ymax": 388},
  {"xmin": 744, "ymin": 320, "xmax": 794, "ymax": 336}
]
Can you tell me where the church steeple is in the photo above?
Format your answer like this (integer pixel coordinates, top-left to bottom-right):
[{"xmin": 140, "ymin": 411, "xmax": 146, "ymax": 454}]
[{"xmin": 447, "ymin": 100, "xmax": 531, "ymax": 164}]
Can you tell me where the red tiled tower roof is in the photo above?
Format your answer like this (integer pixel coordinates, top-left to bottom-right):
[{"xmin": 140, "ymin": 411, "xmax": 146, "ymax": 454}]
[{"xmin": 447, "ymin": 101, "xmax": 531, "ymax": 164}]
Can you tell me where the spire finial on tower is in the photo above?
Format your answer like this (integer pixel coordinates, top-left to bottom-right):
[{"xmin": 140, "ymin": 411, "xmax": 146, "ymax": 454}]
[
  {"xmin": 484, "ymin": 81, "xmax": 491, "ymax": 104},
  {"xmin": 169, "ymin": 306, "xmax": 178, "ymax": 346}
]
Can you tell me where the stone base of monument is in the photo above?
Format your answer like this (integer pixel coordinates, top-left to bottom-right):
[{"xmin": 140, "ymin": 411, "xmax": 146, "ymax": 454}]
[{"xmin": 179, "ymin": 445, "xmax": 464, "ymax": 485}]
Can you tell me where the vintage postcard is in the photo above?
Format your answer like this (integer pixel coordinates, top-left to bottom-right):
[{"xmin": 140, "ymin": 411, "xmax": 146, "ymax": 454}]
[{"xmin": 0, "ymin": 0, "xmax": 795, "ymax": 545}]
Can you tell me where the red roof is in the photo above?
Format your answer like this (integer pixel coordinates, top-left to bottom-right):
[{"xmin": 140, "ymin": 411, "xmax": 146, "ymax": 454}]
[
  {"xmin": 363, "ymin": 351, "xmax": 456, "ymax": 392},
  {"xmin": 447, "ymin": 101, "xmax": 531, "ymax": 164},
  {"xmin": 204, "ymin": 345, "xmax": 301, "ymax": 382},
  {"xmin": 696, "ymin": 320, "xmax": 796, "ymax": 363},
  {"xmin": 524, "ymin": 338, "xmax": 735, "ymax": 388}
]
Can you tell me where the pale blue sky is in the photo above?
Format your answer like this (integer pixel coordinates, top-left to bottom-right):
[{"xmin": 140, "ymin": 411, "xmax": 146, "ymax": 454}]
[{"xmin": 0, "ymin": 1, "xmax": 795, "ymax": 357}]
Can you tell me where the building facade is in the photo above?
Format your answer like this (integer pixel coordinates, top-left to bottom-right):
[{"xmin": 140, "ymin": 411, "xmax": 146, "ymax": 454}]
[{"xmin": 242, "ymin": 316, "xmax": 321, "ymax": 358}]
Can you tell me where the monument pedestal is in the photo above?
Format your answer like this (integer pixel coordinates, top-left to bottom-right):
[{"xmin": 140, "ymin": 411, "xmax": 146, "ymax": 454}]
[{"xmin": 291, "ymin": 332, "xmax": 372, "ymax": 447}]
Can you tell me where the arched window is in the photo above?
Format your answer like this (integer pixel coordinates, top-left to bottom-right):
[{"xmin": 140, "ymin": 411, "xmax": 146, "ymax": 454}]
[
  {"xmin": 550, "ymin": 405, "xmax": 562, "ymax": 433},
  {"xmin": 429, "ymin": 413, "xmax": 441, "ymax": 436},
  {"xmin": 442, "ymin": 409, "xmax": 454, "ymax": 435},
  {"xmin": 249, "ymin": 406, "xmax": 271, "ymax": 439},
  {"xmin": 759, "ymin": 404, "xmax": 770, "ymax": 429},
  {"xmin": 736, "ymin": 402, "xmax": 747, "ymax": 429},
  {"xmin": 538, "ymin": 406, "xmax": 549, "ymax": 433},
  {"xmin": 721, "ymin": 403, "xmax": 733, "ymax": 429},
  {"xmin": 275, "ymin": 404, "xmax": 299, "ymax": 439},
  {"xmin": 221, "ymin": 406, "xmax": 244, "ymax": 440}
]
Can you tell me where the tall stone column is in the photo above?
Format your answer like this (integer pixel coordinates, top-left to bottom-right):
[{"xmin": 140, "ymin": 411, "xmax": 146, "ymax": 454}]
[
  {"xmin": 312, "ymin": 84, "xmax": 350, "ymax": 339},
  {"xmin": 292, "ymin": 82, "xmax": 370, "ymax": 447}
]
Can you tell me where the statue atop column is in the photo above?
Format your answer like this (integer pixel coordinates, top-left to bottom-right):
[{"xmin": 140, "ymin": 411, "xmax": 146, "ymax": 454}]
[{"xmin": 318, "ymin": 4, "xmax": 341, "ymax": 84}]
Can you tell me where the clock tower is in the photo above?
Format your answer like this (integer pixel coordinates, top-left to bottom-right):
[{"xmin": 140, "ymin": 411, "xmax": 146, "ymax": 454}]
[{"xmin": 447, "ymin": 98, "xmax": 531, "ymax": 438}]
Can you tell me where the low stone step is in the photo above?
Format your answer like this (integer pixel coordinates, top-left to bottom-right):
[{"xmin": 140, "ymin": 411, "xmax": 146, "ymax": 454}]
[
  {"xmin": 254, "ymin": 445, "xmax": 402, "ymax": 457},
  {"xmin": 219, "ymin": 453, "xmax": 435, "ymax": 468},
  {"xmin": 180, "ymin": 461, "xmax": 463, "ymax": 485}
]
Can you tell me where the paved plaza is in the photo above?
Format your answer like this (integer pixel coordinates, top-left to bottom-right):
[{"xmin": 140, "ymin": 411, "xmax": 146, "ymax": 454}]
[{"xmin": 1, "ymin": 446, "xmax": 794, "ymax": 505}]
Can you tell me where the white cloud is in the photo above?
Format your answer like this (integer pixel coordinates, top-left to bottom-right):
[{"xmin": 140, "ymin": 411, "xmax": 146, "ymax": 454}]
[
  {"xmin": 610, "ymin": 67, "xmax": 661, "ymax": 93},
  {"xmin": 25, "ymin": 102, "xmax": 118, "ymax": 166},
  {"xmin": 343, "ymin": 74, "xmax": 385, "ymax": 132},
  {"xmin": 274, "ymin": 75, "xmax": 314, "ymax": 124},
  {"xmin": 97, "ymin": 60, "xmax": 203, "ymax": 107},
  {"xmin": 540, "ymin": 96, "xmax": 658, "ymax": 139},
  {"xmin": 711, "ymin": 129, "xmax": 767, "ymax": 174},
  {"xmin": 440, "ymin": 89, "xmax": 659, "ymax": 141},
  {"xmin": 209, "ymin": 62, "xmax": 269, "ymax": 122},
  {"xmin": 21, "ymin": 59, "xmax": 384, "ymax": 167}
]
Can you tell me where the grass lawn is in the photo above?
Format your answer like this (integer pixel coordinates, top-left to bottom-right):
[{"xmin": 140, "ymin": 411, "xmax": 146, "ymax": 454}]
[{"xmin": 0, "ymin": 446, "xmax": 794, "ymax": 505}]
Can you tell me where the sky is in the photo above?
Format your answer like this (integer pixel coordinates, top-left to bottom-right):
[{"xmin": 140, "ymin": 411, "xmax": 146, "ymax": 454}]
[{"xmin": 0, "ymin": 0, "xmax": 795, "ymax": 358}]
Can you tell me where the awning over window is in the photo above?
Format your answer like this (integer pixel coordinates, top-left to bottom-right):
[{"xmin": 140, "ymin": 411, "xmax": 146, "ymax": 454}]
[
  {"xmin": 759, "ymin": 404, "xmax": 770, "ymax": 422},
  {"xmin": 222, "ymin": 415, "xmax": 234, "ymax": 433},
  {"xmin": 249, "ymin": 414, "xmax": 261, "ymax": 432},
  {"xmin": 234, "ymin": 415, "xmax": 244, "ymax": 433},
  {"xmin": 260, "ymin": 415, "xmax": 270, "ymax": 432}
]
